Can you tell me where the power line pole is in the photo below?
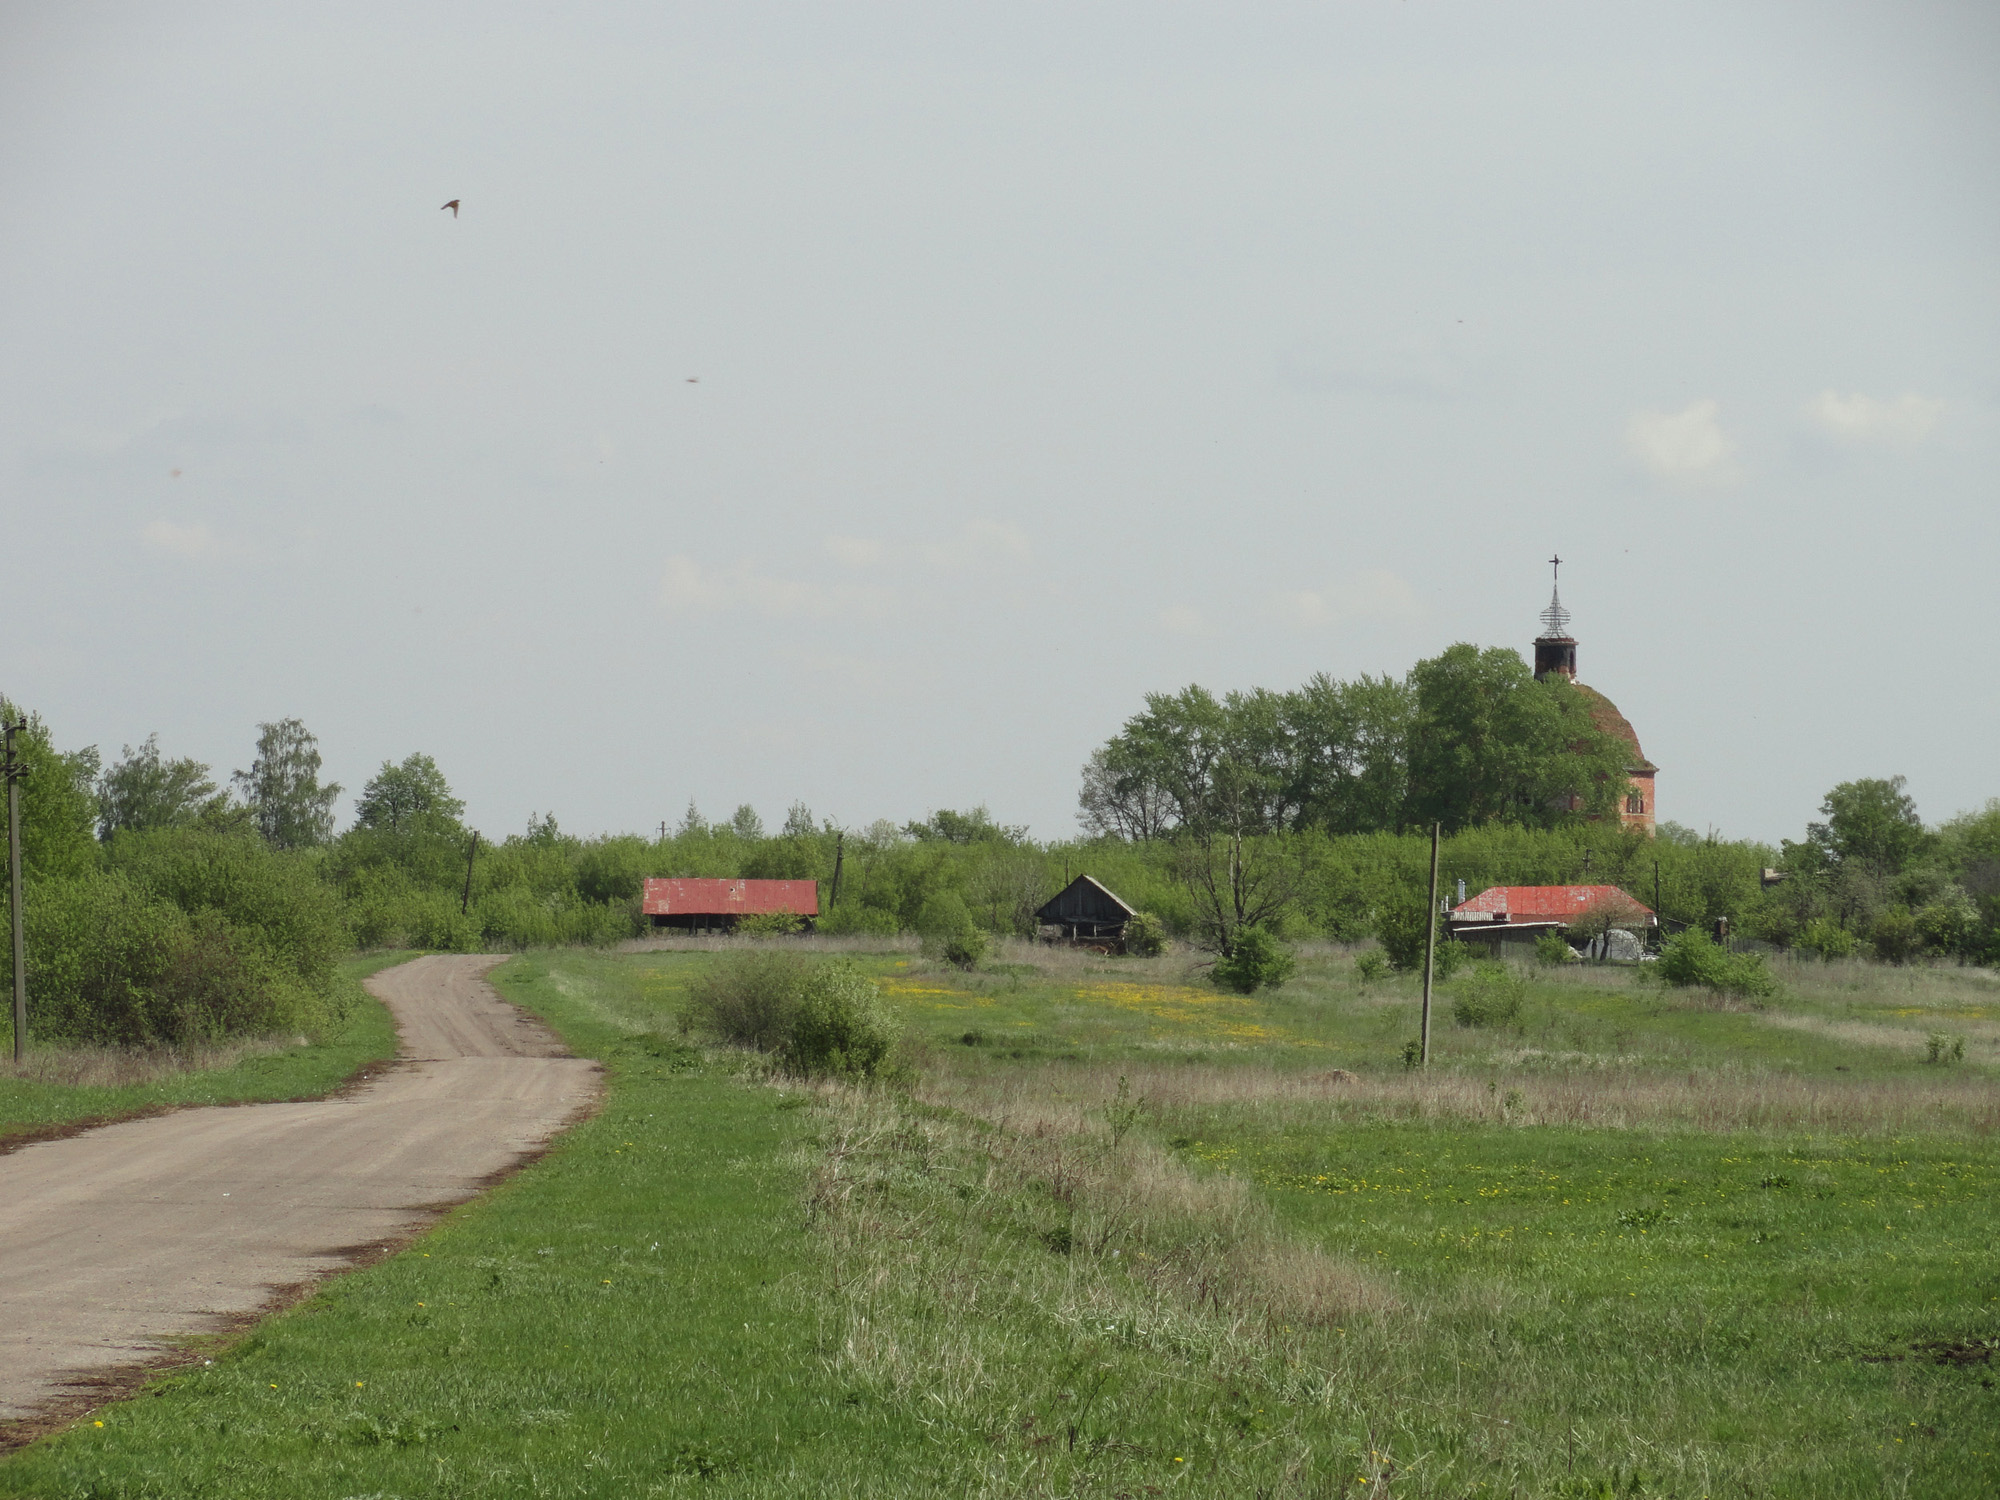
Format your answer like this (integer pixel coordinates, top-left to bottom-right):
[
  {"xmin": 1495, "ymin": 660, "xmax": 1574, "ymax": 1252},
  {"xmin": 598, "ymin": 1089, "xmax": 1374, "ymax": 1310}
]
[
  {"xmin": 5, "ymin": 722, "xmax": 28, "ymax": 1064},
  {"xmin": 1420, "ymin": 821, "xmax": 1440, "ymax": 1069},
  {"xmin": 460, "ymin": 831, "xmax": 479, "ymax": 916}
]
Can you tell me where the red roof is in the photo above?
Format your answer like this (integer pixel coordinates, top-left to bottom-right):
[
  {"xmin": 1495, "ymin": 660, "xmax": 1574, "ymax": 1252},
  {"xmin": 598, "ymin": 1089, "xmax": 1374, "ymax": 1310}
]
[
  {"xmin": 1451, "ymin": 885, "xmax": 1653, "ymax": 924},
  {"xmin": 641, "ymin": 878, "xmax": 819, "ymax": 917}
]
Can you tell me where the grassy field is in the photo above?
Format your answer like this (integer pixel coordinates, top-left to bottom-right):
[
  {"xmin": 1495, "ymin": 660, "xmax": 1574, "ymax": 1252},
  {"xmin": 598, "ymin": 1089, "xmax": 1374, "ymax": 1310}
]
[
  {"xmin": 2, "ymin": 941, "xmax": 1995, "ymax": 1497},
  {"xmin": 0, "ymin": 951, "xmax": 412, "ymax": 1149}
]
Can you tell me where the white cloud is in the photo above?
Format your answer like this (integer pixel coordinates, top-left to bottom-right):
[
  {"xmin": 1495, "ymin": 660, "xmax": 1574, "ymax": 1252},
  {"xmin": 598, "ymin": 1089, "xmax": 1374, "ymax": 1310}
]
[
  {"xmin": 921, "ymin": 519, "xmax": 1033, "ymax": 569},
  {"xmin": 658, "ymin": 555, "xmax": 891, "ymax": 620},
  {"xmin": 824, "ymin": 536, "xmax": 886, "ymax": 568},
  {"xmin": 1805, "ymin": 390, "xmax": 1945, "ymax": 444},
  {"xmin": 141, "ymin": 519, "xmax": 226, "ymax": 559},
  {"xmin": 1158, "ymin": 604, "xmax": 1204, "ymax": 636},
  {"xmin": 1627, "ymin": 399, "xmax": 1736, "ymax": 481},
  {"xmin": 1269, "ymin": 570, "xmax": 1420, "ymax": 630}
]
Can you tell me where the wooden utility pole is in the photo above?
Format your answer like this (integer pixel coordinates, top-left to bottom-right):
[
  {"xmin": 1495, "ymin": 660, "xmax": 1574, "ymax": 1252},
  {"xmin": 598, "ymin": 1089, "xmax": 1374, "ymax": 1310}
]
[
  {"xmin": 5, "ymin": 722, "xmax": 27, "ymax": 1063},
  {"xmin": 461, "ymin": 831, "xmax": 479, "ymax": 916},
  {"xmin": 1653, "ymin": 861, "xmax": 1662, "ymax": 950},
  {"xmin": 1420, "ymin": 821, "xmax": 1440, "ymax": 1069},
  {"xmin": 829, "ymin": 831, "xmax": 844, "ymax": 908}
]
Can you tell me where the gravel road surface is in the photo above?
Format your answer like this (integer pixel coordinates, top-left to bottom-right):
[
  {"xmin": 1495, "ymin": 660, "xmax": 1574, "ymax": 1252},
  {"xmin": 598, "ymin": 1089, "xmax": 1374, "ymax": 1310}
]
[{"xmin": 0, "ymin": 955, "xmax": 600, "ymax": 1423}]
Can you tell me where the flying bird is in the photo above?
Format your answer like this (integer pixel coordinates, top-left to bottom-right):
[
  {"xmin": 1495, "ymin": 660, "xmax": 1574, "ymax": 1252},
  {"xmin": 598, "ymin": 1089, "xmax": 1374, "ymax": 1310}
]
[
  {"xmin": 685, "ymin": 377, "xmax": 699, "ymax": 383},
  {"xmin": 441, "ymin": 199, "xmax": 461, "ymax": 217}
]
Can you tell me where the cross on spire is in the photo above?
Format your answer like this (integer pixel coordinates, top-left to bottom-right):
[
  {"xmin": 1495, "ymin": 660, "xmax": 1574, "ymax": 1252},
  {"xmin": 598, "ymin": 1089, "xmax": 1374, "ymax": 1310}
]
[{"xmin": 1538, "ymin": 553, "xmax": 1571, "ymax": 638}]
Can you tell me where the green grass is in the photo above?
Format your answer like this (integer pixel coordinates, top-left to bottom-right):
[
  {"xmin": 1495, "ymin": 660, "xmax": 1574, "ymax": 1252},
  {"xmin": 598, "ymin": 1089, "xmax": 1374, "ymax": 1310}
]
[
  {"xmin": 3, "ymin": 944, "xmax": 1996, "ymax": 1497},
  {"xmin": 0, "ymin": 952, "xmax": 412, "ymax": 1147}
]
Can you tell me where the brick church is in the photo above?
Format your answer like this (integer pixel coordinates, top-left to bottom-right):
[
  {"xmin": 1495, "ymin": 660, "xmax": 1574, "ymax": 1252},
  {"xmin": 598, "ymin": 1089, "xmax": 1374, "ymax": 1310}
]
[{"xmin": 1533, "ymin": 560, "xmax": 1657, "ymax": 833}]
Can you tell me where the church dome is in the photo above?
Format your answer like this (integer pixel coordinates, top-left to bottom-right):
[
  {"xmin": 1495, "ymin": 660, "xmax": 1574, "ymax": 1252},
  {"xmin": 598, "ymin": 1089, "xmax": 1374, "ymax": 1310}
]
[{"xmin": 1572, "ymin": 682, "xmax": 1656, "ymax": 773}]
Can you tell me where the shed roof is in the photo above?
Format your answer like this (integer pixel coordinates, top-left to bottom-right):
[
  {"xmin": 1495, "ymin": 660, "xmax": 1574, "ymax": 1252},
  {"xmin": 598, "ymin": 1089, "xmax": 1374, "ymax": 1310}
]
[
  {"xmin": 641, "ymin": 878, "xmax": 819, "ymax": 917},
  {"xmin": 1451, "ymin": 885, "xmax": 1654, "ymax": 924},
  {"xmin": 1034, "ymin": 873, "xmax": 1139, "ymax": 923}
]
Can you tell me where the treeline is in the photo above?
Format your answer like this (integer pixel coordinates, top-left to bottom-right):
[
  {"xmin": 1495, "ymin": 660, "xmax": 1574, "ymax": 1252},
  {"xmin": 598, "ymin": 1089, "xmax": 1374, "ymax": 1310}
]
[
  {"xmin": 5, "ymin": 664, "xmax": 1997, "ymax": 1050},
  {"xmin": 1078, "ymin": 645, "xmax": 1636, "ymax": 840}
]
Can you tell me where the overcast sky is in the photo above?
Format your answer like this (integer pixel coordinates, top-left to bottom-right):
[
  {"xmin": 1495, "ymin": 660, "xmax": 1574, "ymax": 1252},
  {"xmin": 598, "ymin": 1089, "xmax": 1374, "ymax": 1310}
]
[{"xmin": 3, "ymin": 1, "xmax": 1996, "ymax": 846}]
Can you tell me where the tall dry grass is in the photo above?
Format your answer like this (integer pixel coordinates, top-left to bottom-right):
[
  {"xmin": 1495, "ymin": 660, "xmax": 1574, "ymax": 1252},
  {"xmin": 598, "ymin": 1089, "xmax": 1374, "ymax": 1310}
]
[
  {"xmin": 922, "ymin": 1053, "xmax": 2000, "ymax": 1139},
  {"xmin": 1, "ymin": 1036, "xmax": 295, "ymax": 1090},
  {"xmin": 791, "ymin": 1067, "xmax": 1396, "ymax": 1415}
]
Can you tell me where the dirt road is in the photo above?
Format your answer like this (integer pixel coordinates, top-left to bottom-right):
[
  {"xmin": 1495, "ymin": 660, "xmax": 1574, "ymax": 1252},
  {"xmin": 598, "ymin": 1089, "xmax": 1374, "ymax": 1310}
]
[{"xmin": 0, "ymin": 955, "xmax": 600, "ymax": 1424}]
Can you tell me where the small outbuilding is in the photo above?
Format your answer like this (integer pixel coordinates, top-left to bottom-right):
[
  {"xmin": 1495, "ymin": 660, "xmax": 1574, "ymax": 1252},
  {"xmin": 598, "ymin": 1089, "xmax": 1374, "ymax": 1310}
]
[
  {"xmin": 641, "ymin": 877, "xmax": 819, "ymax": 932},
  {"xmin": 1448, "ymin": 884, "xmax": 1655, "ymax": 951},
  {"xmin": 1035, "ymin": 874, "xmax": 1138, "ymax": 944}
]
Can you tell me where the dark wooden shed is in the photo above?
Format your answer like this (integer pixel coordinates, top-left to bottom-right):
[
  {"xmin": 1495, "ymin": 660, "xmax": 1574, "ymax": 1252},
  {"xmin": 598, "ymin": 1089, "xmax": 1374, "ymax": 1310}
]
[{"xmin": 1035, "ymin": 874, "xmax": 1138, "ymax": 942}]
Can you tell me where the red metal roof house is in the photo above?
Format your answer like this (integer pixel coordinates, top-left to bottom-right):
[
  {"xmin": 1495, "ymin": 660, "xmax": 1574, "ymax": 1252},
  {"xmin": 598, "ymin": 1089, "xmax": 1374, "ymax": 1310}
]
[
  {"xmin": 1449, "ymin": 885, "xmax": 1654, "ymax": 946},
  {"xmin": 641, "ymin": 878, "xmax": 819, "ymax": 932}
]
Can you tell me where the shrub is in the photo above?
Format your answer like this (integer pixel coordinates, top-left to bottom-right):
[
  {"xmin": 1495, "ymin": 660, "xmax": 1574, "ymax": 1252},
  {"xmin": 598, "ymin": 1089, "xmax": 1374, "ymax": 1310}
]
[
  {"xmin": 1925, "ymin": 1032, "xmax": 1966, "ymax": 1065},
  {"xmin": 1869, "ymin": 906, "xmax": 1921, "ymax": 965},
  {"xmin": 1656, "ymin": 929, "xmax": 1777, "ymax": 1000},
  {"xmin": 1212, "ymin": 926, "xmax": 1295, "ymax": 994},
  {"xmin": 817, "ymin": 903, "xmax": 900, "ymax": 938},
  {"xmin": 1796, "ymin": 918, "xmax": 1859, "ymax": 961},
  {"xmin": 1534, "ymin": 930, "xmax": 1578, "ymax": 967},
  {"xmin": 1376, "ymin": 897, "xmax": 1470, "ymax": 978},
  {"xmin": 781, "ymin": 962, "xmax": 897, "ymax": 1079},
  {"xmin": 1353, "ymin": 949, "xmax": 1390, "ymax": 985},
  {"xmin": 1374, "ymin": 898, "xmax": 1433, "ymax": 971},
  {"xmin": 1123, "ymin": 911, "xmax": 1168, "ymax": 957},
  {"xmin": 679, "ymin": 950, "xmax": 812, "ymax": 1049},
  {"xmin": 1431, "ymin": 938, "xmax": 1472, "ymax": 982},
  {"xmin": 20, "ymin": 871, "xmax": 350, "ymax": 1047},
  {"xmin": 108, "ymin": 828, "xmax": 344, "ymax": 992},
  {"xmin": 1450, "ymin": 962, "xmax": 1525, "ymax": 1028},
  {"xmin": 917, "ymin": 892, "xmax": 985, "ymax": 968},
  {"xmin": 737, "ymin": 911, "xmax": 804, "ymax": 938}
]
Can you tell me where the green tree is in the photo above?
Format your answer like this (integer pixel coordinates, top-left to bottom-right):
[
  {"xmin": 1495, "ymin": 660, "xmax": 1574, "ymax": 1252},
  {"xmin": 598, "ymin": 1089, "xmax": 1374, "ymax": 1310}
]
[
  {"xmin": 1807, "ymin": 776, "xmax": 1930, "ymax": 879},
  {"xmin": 1282, "ymin": 672, "xmax": 1413, "ymax": 835},
  {"xmin": 233, "ymin": 719, "xmax": 341, "ymax": 850},
  {"xmin": 96, "ymin": 734, "xmax": 228, "ymax": 839},
  {"xmin": 352, "ymin": 753, "xmax": 464, "ymax": 833},
  {"xmin": 906, "ymin": 806, "xmax": 1028, "ymax": 845},
  {"xmin": 0, "ymin": 700, "xmax": 100, "ymax": 889},
  {"xmin": 729, "ymin": 804, "xmax": 765, "ymax": 840},
  {"xmin": 1403, "ymin": 645, "xmax": 1629, "ymax": 831}
]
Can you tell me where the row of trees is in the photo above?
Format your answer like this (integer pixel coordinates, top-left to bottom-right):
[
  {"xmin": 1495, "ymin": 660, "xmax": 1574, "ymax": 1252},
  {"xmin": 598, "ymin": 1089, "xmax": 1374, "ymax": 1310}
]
[
  {"xmin": 1753, "ymin": 776, "xmax": 2000, "ymax": 964},
  {"xmin": 5, "ymin": 663, "xmax": 1996, "ymax": 1049},
  {"xmin": 1078, "ymin": 645, "xmax": 1635, "ymax": 842}
]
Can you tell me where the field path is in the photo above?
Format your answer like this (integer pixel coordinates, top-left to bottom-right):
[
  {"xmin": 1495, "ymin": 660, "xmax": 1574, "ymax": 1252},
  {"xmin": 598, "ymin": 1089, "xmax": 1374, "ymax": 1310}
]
[{"xmin": 0, "ymin": 955, "xmax": 600, "ymax": 1425}]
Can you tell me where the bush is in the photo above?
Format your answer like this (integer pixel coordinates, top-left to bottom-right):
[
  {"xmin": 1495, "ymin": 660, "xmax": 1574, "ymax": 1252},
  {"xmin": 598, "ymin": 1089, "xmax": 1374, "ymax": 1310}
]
[
  {"xmin": 678, "ymin": 954, "xmax": 897, "ymax": 1079},
  {"xmin": 108, "ymin": 828, "xmax": 344, "ymax": 992},
  {"xmin": 1431, "ymin": 938, "xmax": 1472, "ymax": 982},
  {"xmin": 917, "ymin": 892, "xmax": 985, "ymax": 968},
  {"xmin": 1374, "ymin": 898, "xmax": 1434, "ymax": 971},
  {"xmin": 781, "ymin": 962, "xmax": 897, "ymax": 1079},
  {"xmin": 1656, "ymin": 929, "xmax": 1777, "ymax": 1000},
  {"xmin": 1796, "ymin": 918, "xmax": 1859, "ymax": 961},
  {"xmin": 1534, "ymin": 930, "xmax": 1578, "ymax": 966},
  {"xmin": 1123, "ymin": 911, "xmax": 1168, "ymax": 957},
  {"xmin": 1375, "ymin": 897, "xmax": 1468, "ymax": 979},
  {"xmin": 737, "ymin": 911, "xmax": 804, "ymax": 937},
  {"xmin": 1870, "ymin": 906, "xmax": 1922, "ymax": 965},
  {"xmin": 1925, "ymin": 1032, "xmax": 1966, "ymax": 1065},
  {"xmin": 1212, "ymin": 926, "xmax": 1296, "ymax": 994},
  {"xmin": 679, "ymin": 950, "xmax": 812, "ymax": 1050},
  {"xmin": 20, "ymin": 871, "xmax": 349, "ymax": 1047},
  {"xmin": 1450, "ymin": 962, "xmax": 1525, "ymax": 1028},
  {"xmin": 1353, "ymin": 949, "xmax": 1390, "ymax": 985},
  {"xmin": 817, "ymin": 903, "xmax": 900, "ymax": 938}
]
